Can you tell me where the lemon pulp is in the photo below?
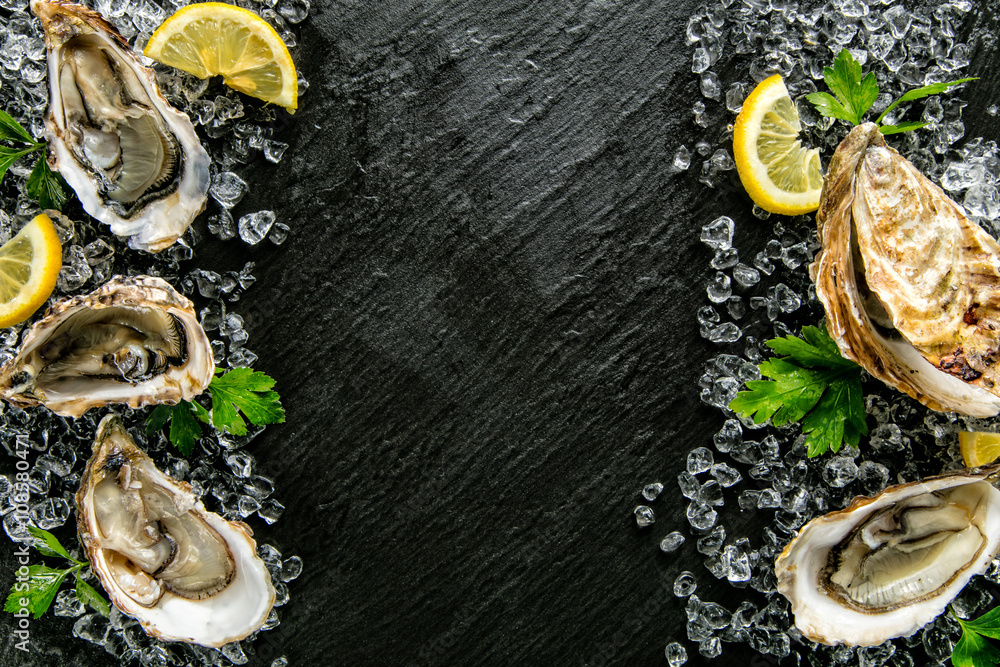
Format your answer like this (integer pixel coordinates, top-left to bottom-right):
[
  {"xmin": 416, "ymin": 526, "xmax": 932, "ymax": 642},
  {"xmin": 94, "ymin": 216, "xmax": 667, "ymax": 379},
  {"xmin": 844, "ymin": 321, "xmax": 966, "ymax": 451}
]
[
  {"xmin": 144, "ymin": 3, "xmax": 297, "ymax": 112},
  {"xmin": 733, "ymin": 74, "xmax": 823, "ymax": 215},
  {"xmin": 0, "ymin": 213, "xmax": 63, "ymax": 328},
  {"xmin": 959, "ymin": 431, "xmax": 1000, "ymax": 468}
]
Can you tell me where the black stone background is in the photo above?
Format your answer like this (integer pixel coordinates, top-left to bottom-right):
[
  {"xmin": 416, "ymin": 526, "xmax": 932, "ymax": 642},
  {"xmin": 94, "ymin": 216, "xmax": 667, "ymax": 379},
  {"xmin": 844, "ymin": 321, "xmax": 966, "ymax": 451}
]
[{"xmin": 3, "ymin": 0, "xmax": 1000, "ymax": 665}]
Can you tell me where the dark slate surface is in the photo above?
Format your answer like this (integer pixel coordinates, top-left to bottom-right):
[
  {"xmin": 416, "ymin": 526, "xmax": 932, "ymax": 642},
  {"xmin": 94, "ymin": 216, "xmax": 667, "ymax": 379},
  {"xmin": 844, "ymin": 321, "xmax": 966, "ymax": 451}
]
[{"xmin": 3, "ymin": 0, "xmax": 1000, "ymax": 666}]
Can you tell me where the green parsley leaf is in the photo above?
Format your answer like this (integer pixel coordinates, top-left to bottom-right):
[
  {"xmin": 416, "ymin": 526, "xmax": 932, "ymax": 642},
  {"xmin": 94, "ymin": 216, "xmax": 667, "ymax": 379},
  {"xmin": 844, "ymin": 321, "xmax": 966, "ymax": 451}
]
[
  {"xmin": 0, "ymin": 145, "xmax": 39, "ymax": 184},
  {"xmin": 728, "ymin": 325, "xmax": 868, "ymax": 457},
  {"xmin": 27, "ymin": 156, "xmax": 68, "ymax": 211},
  {"xmin": 146, "ymin": 402, "xmax": 207, "ymax": 456},
  {"xmin": 0, "ymin": 108, "xmax": 77, "ymax": 210},
  {"xmin": 75, "ymin": 578, "xmax": 110, "ymax": 617},
  {"xmin": 954, "ymin": 608, "xmax": 1000, "ymax": 667},
  {"xmin": 816, "ymin": 49, "xmax": 879, "ymax": 126},
  {"xmin": 804, "ymin": 91, "xmax": 851, "ymax": 123},
  {"xmin": 0, "ymin": 109, "xmax": 37, "ymax": 145},
  {"xmin": 4, "ymin": 532, "xmax": 108, "ymax": 622},
  {"xmin": 191, "ymin": 398, "xmax": 211, "ymax": 423},
  {"xmin": 27, "ymin": 526, "xmax": 76, "ymax": 563},
  {"xmin": 878, "ymin": 121, "xmax": 931, "ymax": 135},
  {"xmin": 960, "ymin": 607, "xmax": 1000, "ymax": 640},
  {"xmin": 953, "ymin": 630, "xmax": 1000, "ymax": 667},
  {"xmin": 146, "ymin": 404, "xmax": 172, "ymax": 435},
  {"xmin": 799, "ymin": 324, "xmax": 844, "ymax": 357},
  {"xmin": 800, "ymin": 375, "xmax": 866, "ymax": 456},
  {"xmin": 146, "ymin": 368, "xmax": 283, "ymax": 454},
  {"xmin": 808, "ymin": 49, "xmax": 976, "ymax": 135},
  {"xmin": 732, "ymin": 358, "xmax": 828, "ymax": 425},
  {"xmin": 3, "ymin": 565, "xmax": 71, "ymax": 619},
  {"xmin": 766, "ymin": 325, "xmax": 857, "ymax": 369},
  {"xmin": 875, "ymin": 77, "xmax": 977, "ymax": 125},
  {"xmin": 209, "ymin": 368, "xmax": 285, "ymax": 436},
  {"xmin": 896, "ymin": 77, "xmax": 978, "ymax": 102},
  {"xmin": 170, "ymin": 401, "xmax": 205, "ymax": 456}
]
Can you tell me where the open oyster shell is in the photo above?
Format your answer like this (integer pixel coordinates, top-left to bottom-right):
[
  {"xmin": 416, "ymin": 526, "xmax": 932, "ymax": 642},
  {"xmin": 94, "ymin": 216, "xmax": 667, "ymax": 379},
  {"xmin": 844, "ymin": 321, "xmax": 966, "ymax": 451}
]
[
  {"xmin": 812, "ymin": 122, "xmax": 1000, "ymax": 417},
  {"xmin": 0, "ymin": 275, "xmax": 213, "ymax": 417},
  {"xmin": 775, "ymin": 465, "xmax": 1000, "ymax": 646},
  {"xmin": 33, "ymin": 0, "xmax": 210, "ymax": 252},
  {"xmin": 78, "ymin": 415, "xmax": 275, "ymax": 646}
]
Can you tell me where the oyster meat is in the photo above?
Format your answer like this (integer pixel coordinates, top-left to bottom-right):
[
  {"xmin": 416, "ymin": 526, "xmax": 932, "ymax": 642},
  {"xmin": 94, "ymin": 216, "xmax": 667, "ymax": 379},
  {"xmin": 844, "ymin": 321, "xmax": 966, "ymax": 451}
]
[
  {"xmin": 78, "ymin": 415, "xmax": 275, "ymax": 646},
  {"xmin": 812, "ymin": 122, "xmax": 1000, "ymax": 416},
  {"xmin": 33, "ymin": 0, "xmax": 210, "ymax": 252},
  {"xmin": 775, "ymin": 466, "xmax": 1000, "ymax": 646},
  {"xmin": 0, "ymin": 275, "xmax": 213, "ymax": 417}
]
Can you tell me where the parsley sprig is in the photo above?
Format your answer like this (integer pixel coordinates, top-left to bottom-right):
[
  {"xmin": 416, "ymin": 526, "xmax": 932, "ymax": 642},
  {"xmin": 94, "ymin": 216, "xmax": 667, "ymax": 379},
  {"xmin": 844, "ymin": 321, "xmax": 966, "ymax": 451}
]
[
  {"xmin": 4, "ymin": 527, "xmax": 109, "ymax": 619},
  {"xmin": 0, "ymin": 110, "xmax": 68, "ymax": 210},
  {"xmin": 146, "ymin": 367, "xmax": 285, "ymax": 456},
  {"xmin": 806, "ymin": 49, "xmax": 976, "ymax": 135},
  {"xmin": 953, "ymin": 607, "xmax": 1000, "ymax": 667},
  {"xmin": 728, "ymin": 325, "xmax": 868, "ymax": 457}
]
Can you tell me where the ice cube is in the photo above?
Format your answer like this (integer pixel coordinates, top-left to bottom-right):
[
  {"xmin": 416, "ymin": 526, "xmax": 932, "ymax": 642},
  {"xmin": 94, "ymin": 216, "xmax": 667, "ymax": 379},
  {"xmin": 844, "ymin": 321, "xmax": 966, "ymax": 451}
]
[
  {"xmin": 732, "ymin": 263, "xmax": 760, "ymax": 288},
  {"xmin": 642, "ymin": 482, "xmax": 664, "ymax": 501},
  {"xmin": 686, "ymin": 501, "xmax": 717, "ymax": 531},
  {"xmin": 707, "ymin": 323, "xmax": 741, "ymax": 343},
  {"xmin": 29, "ymin": 497, "xmax": 70, "ymax": 529},
  {"xmin": 238, "ymin": 210, "xmax": 277, "ymax": 245},
  {"xmin": 687, "ymin": 447, "xmax": 714, "ymax": 474},
  {"xmin": 698, "ymin": 479, "xmax": 724, "ymax": 506},
  {"xmin": 277, "ymin": 0, "xmax": 310, "ymax": 23},
  {"xmin": 678, "ymin": 471, "xmax": 700, "ymax": 499},
  {"xmin": 673, "ymin": 145, "xmax": 692, "ymax": 171},
  {"xmin": 700, "ymin": 216, "xmax": 734, "ymax": 251},
  {"xmin": 823, "ymin": 456, "xmax": 859, "ymax": 488},
  {"xmin": 699, "ymin": 636, "xmax": 722, "ymax": 658},
  {"xmin": 665, "ymin": 642, "xmax": 688, "ymax": 666},
  {"xmin": 210, "ymin": 172, "xmax": 249, "ymax": 208},
  {"xmin": 54, "ymin": 589, "xmax": 86, "ymax": 617},
  {"xmin": 634, "ymin": 505, "xmax": 655, "ymax": 528},
  {"xmin": 280, "ymin": 555, "xmax": 303, "ymax": 582},
  {"xmin": 696, "ymin": 525, "xmax": 725, "ymax": 555},
  {"xmin": 709, "ymin": 462, "xmax": 742, "ymax": 487},
  {"xmin": 713, "ymin": 419, "xmax": 741, "ymax": 453},
  {"xmin": 660, "ymin": 531, "xmax": 686, "ymax": 553}
]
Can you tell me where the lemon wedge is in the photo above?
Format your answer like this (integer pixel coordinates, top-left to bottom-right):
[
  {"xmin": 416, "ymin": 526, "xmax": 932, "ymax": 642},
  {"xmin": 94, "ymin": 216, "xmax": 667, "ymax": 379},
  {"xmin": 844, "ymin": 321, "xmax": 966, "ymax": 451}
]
[
  {"xmin": 959, "ymin": 431, "xmax": 1000, "ymax": 468},
  {"xmin": 733, "ymin": 74, "xmax": 823, "ymax": 215},
  {"xmin": 144, "ymin": 2, "xmax": 297, "ymax": 113},
  {"xmin": 0, "ymin": 213, "xmax": 62, "ymax": 328}
]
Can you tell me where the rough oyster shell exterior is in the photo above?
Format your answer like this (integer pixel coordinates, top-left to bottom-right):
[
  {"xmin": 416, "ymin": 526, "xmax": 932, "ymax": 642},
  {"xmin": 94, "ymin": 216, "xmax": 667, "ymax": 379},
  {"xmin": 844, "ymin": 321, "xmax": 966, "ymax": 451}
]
[
  {"xmin": 775, "ymin": 465, "xmax": 1000, "ymax": 646},
  {"xmin": 33, "ymin": 0, "xmax": 210, "ymax": 252},
  {"xmin": 812, "ymin": 122, "xmax": 1000, "ymax": 416},
  {"xmin": 0, "ymin": 275, "xmax": 213, "ymax": 417},
  {"xmin": 77, "ymin": 415, "xmax": 275, "ymax": 646}
]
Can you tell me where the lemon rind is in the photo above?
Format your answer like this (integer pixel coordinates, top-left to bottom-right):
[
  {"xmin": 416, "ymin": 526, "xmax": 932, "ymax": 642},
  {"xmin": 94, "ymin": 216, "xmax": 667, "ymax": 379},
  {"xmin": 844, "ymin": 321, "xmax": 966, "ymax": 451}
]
[
  {"xmin": 144, "ymin": 2, "xmax": 297, "ymax": 112},
  {"xmin": 734, "ymin": 74, "xmax": 823, "ymax": 216},
  {"xmin": 0, "ymin": 214, "xmax": 62, "ymax": 328}
]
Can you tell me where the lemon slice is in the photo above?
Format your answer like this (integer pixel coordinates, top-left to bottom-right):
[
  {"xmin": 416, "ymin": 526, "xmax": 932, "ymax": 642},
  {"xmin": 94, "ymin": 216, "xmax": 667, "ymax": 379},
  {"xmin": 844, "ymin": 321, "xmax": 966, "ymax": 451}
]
[
  {"xmin": 144, "ymin": 2, "xmax": 297, "ymax": 113},
  {"xmin": 0, "ymin": 213, "xmax": 62, "ymax": 328},
  {"xmin": 959, "ymin": 431, "xmax": 1000, "ymax": 468},
  {"xmin": 733, "ymin": 74, "xmax": 823, "ymax": 215}
]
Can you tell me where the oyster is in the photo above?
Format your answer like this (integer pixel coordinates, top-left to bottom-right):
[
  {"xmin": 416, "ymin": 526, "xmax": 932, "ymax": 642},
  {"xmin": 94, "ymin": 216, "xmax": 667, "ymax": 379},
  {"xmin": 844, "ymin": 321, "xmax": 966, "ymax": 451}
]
[
  {"xmin": 33, "ymin": 0, "xmax": 210, "ymax": 252},
  {"xmin": 812, "ymin": 122, "xmax": 1000, "ymax": 416},
  {"xmin": 78, "ymin": 415, "xmax": 275, "ymax": 646},
  {"xmin": 0, "ymin": 275, "xmax": 213, "ymax": 417},
  {"xmin": 775, "ymin": 466, "xmax": 1000, "ymax": 646}
]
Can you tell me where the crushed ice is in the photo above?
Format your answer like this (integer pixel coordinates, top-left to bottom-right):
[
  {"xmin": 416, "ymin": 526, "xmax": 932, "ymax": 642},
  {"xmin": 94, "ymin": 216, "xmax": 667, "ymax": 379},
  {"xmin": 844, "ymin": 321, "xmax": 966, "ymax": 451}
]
[
  {"xmin": 0, "ymin": 0, "xmax": 309, "ymax": 664},
  {"xmin": 642, "ymin": 0, "xmax": 1000, "ymax": 664}
]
